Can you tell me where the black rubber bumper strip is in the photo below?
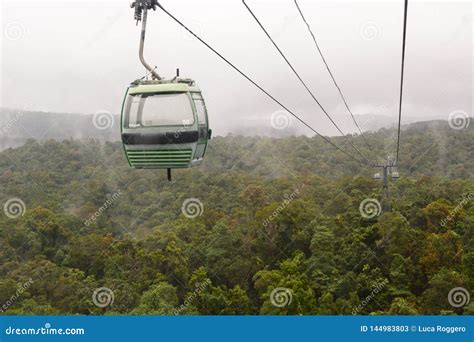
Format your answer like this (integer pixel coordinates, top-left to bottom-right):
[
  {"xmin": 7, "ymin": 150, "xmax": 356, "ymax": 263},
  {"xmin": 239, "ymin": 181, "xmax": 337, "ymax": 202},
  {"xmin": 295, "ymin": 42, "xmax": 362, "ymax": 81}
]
[{"xmin": 122, "ymin": 131, "xmax": 199, "ymax": 145}]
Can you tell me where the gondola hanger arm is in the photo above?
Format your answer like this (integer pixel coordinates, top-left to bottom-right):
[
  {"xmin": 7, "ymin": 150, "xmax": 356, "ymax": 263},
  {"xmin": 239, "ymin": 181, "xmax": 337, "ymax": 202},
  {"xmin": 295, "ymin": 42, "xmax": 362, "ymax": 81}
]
[{"xmin": 131, "ymin": 0, "xmax": 162, "ymax": 80}]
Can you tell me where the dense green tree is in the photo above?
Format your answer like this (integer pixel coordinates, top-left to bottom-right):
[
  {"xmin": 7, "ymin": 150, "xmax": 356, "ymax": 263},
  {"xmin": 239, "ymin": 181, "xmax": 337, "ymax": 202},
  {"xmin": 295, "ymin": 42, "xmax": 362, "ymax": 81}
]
[
  {"xmin": 0, "ymin": 121, "xmax": 472, "ymax": 315},
  {"xmin": 132, "ymin": 282, "xmax": 179, "ymax": 315}
]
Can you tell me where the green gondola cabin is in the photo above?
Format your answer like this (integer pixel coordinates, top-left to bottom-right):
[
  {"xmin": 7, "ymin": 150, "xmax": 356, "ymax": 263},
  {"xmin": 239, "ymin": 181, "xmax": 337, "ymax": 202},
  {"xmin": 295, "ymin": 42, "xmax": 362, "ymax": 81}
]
[{"xmin": 121, "ymin": 79, "xmax": 211, "ymax": 170}]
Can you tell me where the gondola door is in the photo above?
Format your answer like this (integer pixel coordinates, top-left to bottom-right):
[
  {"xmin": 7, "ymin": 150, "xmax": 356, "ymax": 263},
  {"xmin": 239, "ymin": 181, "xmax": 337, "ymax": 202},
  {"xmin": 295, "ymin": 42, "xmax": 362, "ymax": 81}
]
[{"xmin": 191, "ymin": 92, "xmax": 210, "ymax": 160}]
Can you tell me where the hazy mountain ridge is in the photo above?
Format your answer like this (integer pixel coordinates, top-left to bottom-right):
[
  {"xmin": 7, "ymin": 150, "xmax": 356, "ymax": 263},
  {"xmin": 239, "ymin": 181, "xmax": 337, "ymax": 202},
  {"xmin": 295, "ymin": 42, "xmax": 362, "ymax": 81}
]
[
  {"xmin": 0, "ymin": 108, "xmax": 462, "ymax": 150},
  {"xmin": 0, "ymin": 108, "xmax": 120, "ymax": 150},
  {"xmin": 0, "ymin": 117, "xmax": 472, "ymax": 181}
]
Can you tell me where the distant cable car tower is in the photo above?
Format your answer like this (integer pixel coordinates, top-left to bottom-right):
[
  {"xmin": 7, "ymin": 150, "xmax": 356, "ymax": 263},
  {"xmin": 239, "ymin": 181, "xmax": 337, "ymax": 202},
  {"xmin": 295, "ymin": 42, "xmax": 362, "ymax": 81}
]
[{"xmin": 373, "ymin": 156, "xmax": 399, "ymax": 212}]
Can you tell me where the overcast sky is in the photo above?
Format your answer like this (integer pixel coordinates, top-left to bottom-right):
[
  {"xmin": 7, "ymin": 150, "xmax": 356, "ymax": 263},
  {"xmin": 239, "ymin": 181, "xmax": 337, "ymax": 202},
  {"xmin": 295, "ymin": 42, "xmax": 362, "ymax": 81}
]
[{"xmin": 0, "ymin": 0, "xmax": 472, "ymax": 135}]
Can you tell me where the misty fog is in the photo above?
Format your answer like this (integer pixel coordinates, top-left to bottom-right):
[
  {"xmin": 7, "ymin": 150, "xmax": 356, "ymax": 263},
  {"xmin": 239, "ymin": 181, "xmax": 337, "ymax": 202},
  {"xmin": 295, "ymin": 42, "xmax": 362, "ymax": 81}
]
[{"xmin": 0, "ymin": 0, "xmax": 472, "ymax": 136}]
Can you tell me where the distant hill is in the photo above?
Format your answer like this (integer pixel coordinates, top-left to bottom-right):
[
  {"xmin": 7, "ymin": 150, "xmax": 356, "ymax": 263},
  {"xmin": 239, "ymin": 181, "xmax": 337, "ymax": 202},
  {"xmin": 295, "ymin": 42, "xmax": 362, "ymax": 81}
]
[
  {"xmin": 213, "ymin": 113, "xmax": 454, "ymax": 137},
  {"xmin": 0, "ymin": 108, "xmax": 462, "ymax": 150},
  {"xmin": 0, "ymin": 116, "xmax": 472, "ymax": 180},
  {"xmin": 0, "ymin": 108, "xmax": 120, "ymax": 150},
  {"xmin": 351, "ymin": 114, "xmax": 454, "ymax": 132}
]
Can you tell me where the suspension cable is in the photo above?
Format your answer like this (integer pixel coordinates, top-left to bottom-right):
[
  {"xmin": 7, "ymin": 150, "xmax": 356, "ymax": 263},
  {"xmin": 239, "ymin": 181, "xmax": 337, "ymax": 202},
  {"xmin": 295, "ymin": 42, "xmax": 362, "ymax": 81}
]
[
  {"xmin": 294, "ymin": 0, "xmax": 377, "ymax": 165},
  {"xmin": 156, "ymin": 2, "xmax": 367, "ymax": 166},
  {"xmin": 242, "ymin": 0, "xmax": 372, "ymax": 166},
  {"xmin": 395, "ymin": 0, "xmax": 408, "ymax": 166}
]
